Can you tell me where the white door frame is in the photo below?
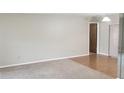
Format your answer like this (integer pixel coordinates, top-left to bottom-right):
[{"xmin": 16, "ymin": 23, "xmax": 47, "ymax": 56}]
[{"xmin": 88, "ymin": 22, "xmax": 100, "ymax": 54}]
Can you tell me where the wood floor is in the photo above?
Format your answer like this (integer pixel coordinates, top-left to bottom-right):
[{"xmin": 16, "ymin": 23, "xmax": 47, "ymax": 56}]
[
  {"xmin": 71, "ymin": 54, "xmax": 117, "ymax": 78},
  {"xmin": 0, "ymin": 59, "xmax": 112, "ymax": 79}
]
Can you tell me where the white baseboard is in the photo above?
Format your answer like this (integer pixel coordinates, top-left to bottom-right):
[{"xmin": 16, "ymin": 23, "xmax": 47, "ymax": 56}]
[
  {"xmin": 0, "ymin": 54, "xmax": 89, "ymax": 69},
  {"xmin": 98, "ymin": 52, "xmax": 109, "ymax": 56},
  {"xmin": 99, "ymin": 52, "xmax": 118, "ymax": 58}
]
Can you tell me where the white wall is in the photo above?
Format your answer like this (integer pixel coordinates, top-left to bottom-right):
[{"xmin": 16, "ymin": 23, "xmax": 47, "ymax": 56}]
[
  {"xmin": 99, "ymin": 14, "xmax": 119, "ymax": 57},
  {"xmin": 0, "ymin": 14, "xmax": 89, "ymax": 67},
  {"xmin": 99, "ymin": 23, "xmax": 109, "ymax": 55},
  {"xmin": 110, "ymin": 24, "xmax": 119, "ymax": 57}
]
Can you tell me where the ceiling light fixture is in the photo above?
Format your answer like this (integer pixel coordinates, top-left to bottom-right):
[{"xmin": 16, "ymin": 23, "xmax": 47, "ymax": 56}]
[{"xmin": 102, "ymin": 16, "xmax": 111, "ymax": 22}]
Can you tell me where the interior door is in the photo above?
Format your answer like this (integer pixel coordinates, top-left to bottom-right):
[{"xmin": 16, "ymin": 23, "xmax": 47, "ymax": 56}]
[{"xmin": 90, "ymin": 23, "xmax": 97, "ymax": 53}]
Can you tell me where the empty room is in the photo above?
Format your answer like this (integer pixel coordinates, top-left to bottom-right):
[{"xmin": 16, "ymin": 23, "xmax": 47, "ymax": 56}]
[{"xmin": 0, "ymin": 13, "xmax": 121, "ymax": 79}]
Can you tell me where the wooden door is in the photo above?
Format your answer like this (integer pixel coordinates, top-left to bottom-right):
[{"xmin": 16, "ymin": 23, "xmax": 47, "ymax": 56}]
[{"xmin": 90, "ymin": 23, "xmax": 97, "ymax": 53}]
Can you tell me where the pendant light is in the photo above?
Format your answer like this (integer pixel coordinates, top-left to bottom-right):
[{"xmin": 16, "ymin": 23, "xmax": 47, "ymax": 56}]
[{"xmin": 102, "ymin": 16, "xmax": 111, "ymax": 22}]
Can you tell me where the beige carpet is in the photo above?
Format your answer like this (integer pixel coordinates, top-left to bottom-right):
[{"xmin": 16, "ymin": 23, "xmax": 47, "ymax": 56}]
[{"xmin": 0, "ymin": 59, "xmax": 112, "ymax": 79}]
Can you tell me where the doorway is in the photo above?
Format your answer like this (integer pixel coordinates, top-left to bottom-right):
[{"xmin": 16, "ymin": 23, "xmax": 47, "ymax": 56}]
[{"xmin": 89, "ymin": 23, "xmax": 97, "ymax": 54}]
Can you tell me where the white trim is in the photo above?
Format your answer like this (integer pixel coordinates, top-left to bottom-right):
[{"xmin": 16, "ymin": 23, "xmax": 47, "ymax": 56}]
[
  {"xmin": 88, "ymin": 22, "xmax": 100, "ymax": 54},
  {"xmin": 99, "ymin": 53, "xmax": 109, "ymax": 56},
  {"xmin": 99, "ymin": 52, "xmax": 118, "ymax": 58},
  {"xmin": 0, "ymin": 54, "xmax": 89, "ymax": 69},
  {"xmin": 97, "ymin": 23, "xmax": 100, "ymax": 54}
]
